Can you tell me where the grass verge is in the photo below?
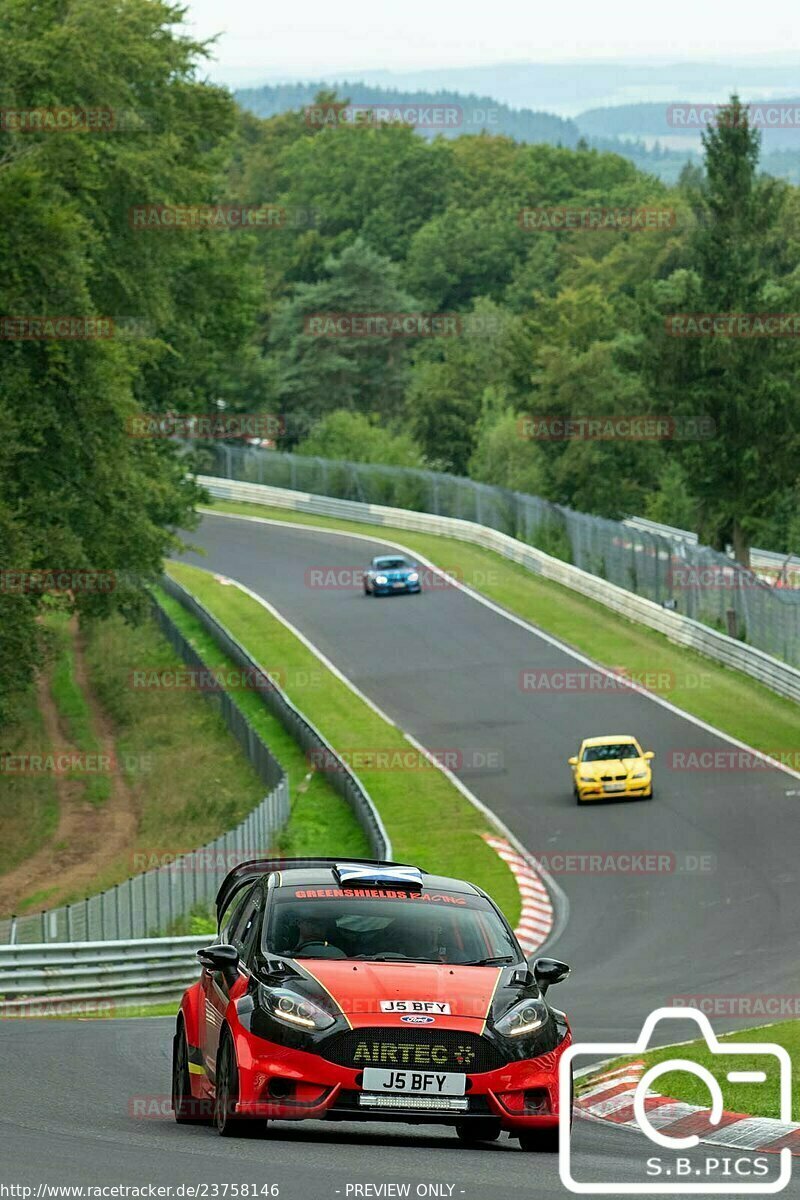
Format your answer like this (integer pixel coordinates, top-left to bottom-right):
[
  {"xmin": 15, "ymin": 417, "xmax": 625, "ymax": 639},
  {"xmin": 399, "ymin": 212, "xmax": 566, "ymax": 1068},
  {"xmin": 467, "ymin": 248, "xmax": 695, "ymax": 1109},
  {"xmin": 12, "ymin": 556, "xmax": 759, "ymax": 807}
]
[
  {"xmin": 46, "ymin": 613, "xmax": 110, "ymax": 805},
  {"xmin": 151, "ymin": 587, "xmax": 370, "ymax": 862},
  {"xmin": 204, "ymin": 500, "xmax": 800, "ymax": 760},
  {"xmin": 0, "ymin": 688, "xmax": 59, "ymax": 876},
  {"xmin": 49, "ymin": 611, "xmax": 273, "ymax": 902},
  {"xmin": 592, "ymin": 1021, "xmax": 800, "ymax": 1121},
  {"xmin": 166, "ymin": 561, "xmax": 521, "ymax": 924}
]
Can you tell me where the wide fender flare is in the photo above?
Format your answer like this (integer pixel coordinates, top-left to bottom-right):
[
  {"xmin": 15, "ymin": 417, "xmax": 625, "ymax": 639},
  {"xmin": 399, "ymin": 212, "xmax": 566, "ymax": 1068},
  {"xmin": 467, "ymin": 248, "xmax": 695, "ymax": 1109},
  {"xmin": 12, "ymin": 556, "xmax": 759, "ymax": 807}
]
[{"xmin": 178, "ymin": 982, "xmax": 204, "ymax": 1050}]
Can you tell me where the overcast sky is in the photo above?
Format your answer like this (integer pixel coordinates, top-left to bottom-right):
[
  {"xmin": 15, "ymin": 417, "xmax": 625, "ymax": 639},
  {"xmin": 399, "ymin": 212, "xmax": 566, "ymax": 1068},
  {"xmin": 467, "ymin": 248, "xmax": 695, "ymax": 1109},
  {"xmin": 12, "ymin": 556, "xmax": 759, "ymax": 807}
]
[{"xmin": 183, "ymin": 0, "xmax": 799, "ymax": 86}]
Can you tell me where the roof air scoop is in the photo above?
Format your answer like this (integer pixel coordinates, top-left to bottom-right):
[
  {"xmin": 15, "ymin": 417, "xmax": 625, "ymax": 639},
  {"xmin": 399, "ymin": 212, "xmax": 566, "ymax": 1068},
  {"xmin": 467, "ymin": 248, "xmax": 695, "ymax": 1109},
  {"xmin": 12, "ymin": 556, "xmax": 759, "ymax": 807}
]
[{"xmin": 334, "ymin": 863, "xmax": 424, "ymax": 890}]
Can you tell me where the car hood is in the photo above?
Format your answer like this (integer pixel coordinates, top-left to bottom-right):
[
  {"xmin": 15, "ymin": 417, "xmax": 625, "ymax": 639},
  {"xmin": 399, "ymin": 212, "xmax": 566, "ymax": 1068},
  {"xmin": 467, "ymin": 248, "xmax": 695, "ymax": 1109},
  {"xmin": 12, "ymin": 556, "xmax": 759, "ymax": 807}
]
[
  {"xmin": 580, "ymin": 757, "xmax": 647, "ymax": 777},
  {"xmin": 298, "ymin": 958, "xmax": 504, "ymax": 1025}
]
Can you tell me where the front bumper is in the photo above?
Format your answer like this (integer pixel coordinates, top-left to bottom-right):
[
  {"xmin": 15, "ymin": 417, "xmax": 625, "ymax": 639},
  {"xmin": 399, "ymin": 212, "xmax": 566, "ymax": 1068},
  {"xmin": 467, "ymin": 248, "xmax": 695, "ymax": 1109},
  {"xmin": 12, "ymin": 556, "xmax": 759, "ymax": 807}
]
[
  {"xmin": 373, "ymin": 580, "xmax": 421, "ymax": 595},
  {"xmin": 227, "ymin": 1030, "xmax": 571, "ymax": 1131},
  {"xmin": 576, "ymin": 777, "xmax": 651, "ymax": 800}
]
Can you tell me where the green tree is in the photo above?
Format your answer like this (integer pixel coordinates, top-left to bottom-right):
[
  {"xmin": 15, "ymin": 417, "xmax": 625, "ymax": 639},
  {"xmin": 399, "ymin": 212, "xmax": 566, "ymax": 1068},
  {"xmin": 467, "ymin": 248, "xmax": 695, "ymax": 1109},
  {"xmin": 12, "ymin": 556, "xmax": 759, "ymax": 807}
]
[
  {"xmin": 270, "ymin": 239, "xmax": 421, "ymax": 439},
  {"xmin": 295, "ymin": 410, "xmax": 424, "ymax": 466},
  {"xmin": 642, "ymin": 96, "xmax": 800, "ymax": 563},
  {"xmin": 406, "ymin": 300, "xmax": 520, "ymax": 473},
  {"xmin": 468, "ymin": 390, "xmax": 548, "ymax": 495},
  {"xmin": 0, "ymin": 0, "xmax": 246, "ymax": 722}
]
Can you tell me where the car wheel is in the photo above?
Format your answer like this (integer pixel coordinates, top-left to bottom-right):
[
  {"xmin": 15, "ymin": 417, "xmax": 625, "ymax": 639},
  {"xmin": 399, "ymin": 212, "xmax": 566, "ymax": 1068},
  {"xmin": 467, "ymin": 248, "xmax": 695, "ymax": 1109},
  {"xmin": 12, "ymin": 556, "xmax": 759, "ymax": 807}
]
[
  {"xmin": 172, "ymin": 1023, "xmax": 212, "ymax": 1123},
  {"xmin": 455, "ymin": 1119, "xmax": 501, "ymax": 1144},
  {"xmin": 574, "ymin": 788, "xmax": 586, "ymax": 805},
  {"xmin": 214, "ymin": 1032, "xmax": 252, "ymax": 1137},
  {"xmin": 518, "ymin": 1128, "xmax": 560, "ymax": 1153},
  {"xmin": 363, "ymin": 581, "xmax": 371, "ymax": 595},
  {"xmin": 643, "ymin": 787, "xmax": 654, "ymax": 800}
]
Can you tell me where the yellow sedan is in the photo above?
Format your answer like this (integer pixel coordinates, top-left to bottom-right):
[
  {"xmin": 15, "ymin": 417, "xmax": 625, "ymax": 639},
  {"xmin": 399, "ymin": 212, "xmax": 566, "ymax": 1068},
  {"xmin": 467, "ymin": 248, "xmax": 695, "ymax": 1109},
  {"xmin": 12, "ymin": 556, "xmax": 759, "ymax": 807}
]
[{"xmin": 568, "ymin": 735, "xmax": 654, "ymax": 804}]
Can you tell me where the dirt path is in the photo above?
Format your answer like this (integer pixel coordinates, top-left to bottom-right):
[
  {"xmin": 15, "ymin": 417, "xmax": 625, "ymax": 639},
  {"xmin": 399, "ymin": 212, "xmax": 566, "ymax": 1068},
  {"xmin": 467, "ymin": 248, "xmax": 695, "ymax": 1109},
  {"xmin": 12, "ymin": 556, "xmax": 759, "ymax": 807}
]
[{"xmin": 0, "ymin": 620, "xmax": 139, "ymax": 916}]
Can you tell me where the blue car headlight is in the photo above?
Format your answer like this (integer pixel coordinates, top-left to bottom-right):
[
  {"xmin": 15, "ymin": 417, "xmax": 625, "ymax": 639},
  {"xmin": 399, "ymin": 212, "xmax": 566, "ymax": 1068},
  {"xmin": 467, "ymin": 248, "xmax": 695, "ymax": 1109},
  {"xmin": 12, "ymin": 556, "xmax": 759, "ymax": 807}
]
[
  {"xmin": 407, "ymin": 572, "xmax": 419, "ymax": 582},
  {"xmin": 375, "ymin": 574, "xmax": 388, "ymax": 585}
]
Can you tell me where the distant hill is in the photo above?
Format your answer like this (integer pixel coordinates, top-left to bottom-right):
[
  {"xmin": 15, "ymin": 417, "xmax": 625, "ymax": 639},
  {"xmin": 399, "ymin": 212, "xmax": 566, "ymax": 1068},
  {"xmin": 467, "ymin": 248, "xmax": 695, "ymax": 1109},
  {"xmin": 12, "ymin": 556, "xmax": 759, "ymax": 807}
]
[
  {"xmin": 576, "ymin": 97, "xmax": 800, "ymax": 146},
  {"xmin": 234, "ymin": 81, "xmax": 800, "ymax": 184},
  {"xmin": 238, "ymin": 61, "xmax": 800, "ymax": 119},
  {"xmin": 235, "ymin": 81, "xmax": 581, "ymax": 145}
]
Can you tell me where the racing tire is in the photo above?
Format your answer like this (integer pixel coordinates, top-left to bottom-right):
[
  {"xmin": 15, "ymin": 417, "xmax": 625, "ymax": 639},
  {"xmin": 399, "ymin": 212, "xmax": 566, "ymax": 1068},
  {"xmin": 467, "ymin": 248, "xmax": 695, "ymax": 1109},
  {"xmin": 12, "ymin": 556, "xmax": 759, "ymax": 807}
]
[
  {"xmin": 455, "ymin": 1119, "xmax": 501, "ymax": 1144},
  {"xmin": 518, "ymin": 1128, "xmax": 560, "ymax": 1153},
  {"xmin": 363, "ymin": 582, "xmax": 371, "ymax": 595},
  {"xmin": 574, "ymin": 788, "xmax": 586, "ymax": 806},
  {"xmin": 643, "ymin": 787, "xmax": 654, "ymax": 800},
  {"xmin": 172, "ymin": 1023, "xmax": 212, "ymax": 1123},
  {"xmin": 214, "ymin": 1032, "xmax": 255, "ymax": 1137}
]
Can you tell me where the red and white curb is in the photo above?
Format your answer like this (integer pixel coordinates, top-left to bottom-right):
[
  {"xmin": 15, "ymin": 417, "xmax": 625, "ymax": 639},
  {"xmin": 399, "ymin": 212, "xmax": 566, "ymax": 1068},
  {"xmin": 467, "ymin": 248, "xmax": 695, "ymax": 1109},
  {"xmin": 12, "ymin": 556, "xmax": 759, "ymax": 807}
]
[
  {"xmin": 576, "ymin": 1061, "xmax": 800, "ymax": 1155},
  {"xmin": 482, "ymin": 834, "xmax": 554, "ymax": 954}
]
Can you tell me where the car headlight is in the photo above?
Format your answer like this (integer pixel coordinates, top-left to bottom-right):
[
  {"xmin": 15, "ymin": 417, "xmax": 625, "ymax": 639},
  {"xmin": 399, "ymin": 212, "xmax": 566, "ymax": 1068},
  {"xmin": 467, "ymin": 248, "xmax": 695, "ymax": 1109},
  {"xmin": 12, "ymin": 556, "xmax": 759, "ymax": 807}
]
[
  {"xmin": 631, "ymin": 769, "xmax": 648, "ymax": 779},
  {"xmin": 259, "ymin": 986, "xmax": 336, "ymax": 1031},
  {"xmin": 407, "ymin": 572, "xmax": 419, "ymax": 582},
  {"xmin": 495, "ymin": 997, "xmax": 549, "ymax": 1038},
  {"xmin": 375, "ymin": 574, "xmax": 388, "ymax": 584},
  {"xmin": 579, "ymin": 774, "xmax": 594, "ymax": 783}
]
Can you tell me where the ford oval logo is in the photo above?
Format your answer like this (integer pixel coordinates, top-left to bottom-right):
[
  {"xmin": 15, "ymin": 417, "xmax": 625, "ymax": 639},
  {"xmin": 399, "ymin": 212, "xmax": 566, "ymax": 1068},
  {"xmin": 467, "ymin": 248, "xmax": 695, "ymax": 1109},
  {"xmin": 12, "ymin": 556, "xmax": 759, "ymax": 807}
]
[{"xmin": 401, "ymin": 1014, "xmax": 435, "ymax": 1024}]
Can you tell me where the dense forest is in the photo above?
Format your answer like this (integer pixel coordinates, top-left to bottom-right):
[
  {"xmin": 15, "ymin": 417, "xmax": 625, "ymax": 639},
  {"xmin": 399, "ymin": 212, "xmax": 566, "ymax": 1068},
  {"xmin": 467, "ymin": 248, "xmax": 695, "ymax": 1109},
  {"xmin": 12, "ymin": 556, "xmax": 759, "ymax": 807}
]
[{"xmin": 1, "ymin": 0, "xmax": 799, "ymax": 723}]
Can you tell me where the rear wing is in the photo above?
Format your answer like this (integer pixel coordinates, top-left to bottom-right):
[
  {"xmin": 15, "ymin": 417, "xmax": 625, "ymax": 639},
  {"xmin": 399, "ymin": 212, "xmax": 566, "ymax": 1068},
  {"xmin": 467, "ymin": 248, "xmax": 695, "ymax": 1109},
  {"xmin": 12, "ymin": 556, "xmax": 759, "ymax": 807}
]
[{"xmin": 215, "ymin": 856, "xmax": 414, "ymax": 927}]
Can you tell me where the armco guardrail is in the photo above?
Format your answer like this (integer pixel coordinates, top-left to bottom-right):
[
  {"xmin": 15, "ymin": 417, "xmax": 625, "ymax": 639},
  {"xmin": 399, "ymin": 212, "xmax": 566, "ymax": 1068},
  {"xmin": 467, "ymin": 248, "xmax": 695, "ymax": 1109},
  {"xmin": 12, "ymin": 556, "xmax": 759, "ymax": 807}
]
[
  {"xmin": 198, "ymin": 475, "xmax": 800, "ymax": 707},
  {"xmin": 0, "ymin": 936, "xmax": 210, "ymax": 1012},
  {"xmin": 161, "ymin": 575, "xmax": 391, "ymax": 859},
  {"xmin": 198, "ymin": 443, "xmax": 799, "ymax": 669},
  {"xmin": 623, "ymin": 516, "xmax": 800, "ymax": 585}
]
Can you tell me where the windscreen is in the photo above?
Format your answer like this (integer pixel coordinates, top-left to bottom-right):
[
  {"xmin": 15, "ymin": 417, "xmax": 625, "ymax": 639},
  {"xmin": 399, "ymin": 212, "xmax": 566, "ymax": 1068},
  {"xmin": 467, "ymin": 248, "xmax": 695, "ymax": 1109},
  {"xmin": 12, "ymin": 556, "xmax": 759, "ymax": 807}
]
[
  {"xmin": 265, "ymin": 886, "xmax": 520, "ymax": 964},
  {"xmin": 374, "ymin": 558, "xmax": 410, "ymax": 570},
  {"xmin": 582, "ymin": 743, "xmax": 639, "ymax": 761}
]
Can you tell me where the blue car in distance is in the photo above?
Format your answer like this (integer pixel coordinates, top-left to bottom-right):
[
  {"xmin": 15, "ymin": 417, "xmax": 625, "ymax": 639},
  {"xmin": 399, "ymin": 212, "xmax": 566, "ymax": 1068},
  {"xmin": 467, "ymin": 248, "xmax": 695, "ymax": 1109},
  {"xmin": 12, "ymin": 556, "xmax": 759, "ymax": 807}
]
[{"xmin": 363, "ymin": 554, "xmax": 422, "ymax": 596}]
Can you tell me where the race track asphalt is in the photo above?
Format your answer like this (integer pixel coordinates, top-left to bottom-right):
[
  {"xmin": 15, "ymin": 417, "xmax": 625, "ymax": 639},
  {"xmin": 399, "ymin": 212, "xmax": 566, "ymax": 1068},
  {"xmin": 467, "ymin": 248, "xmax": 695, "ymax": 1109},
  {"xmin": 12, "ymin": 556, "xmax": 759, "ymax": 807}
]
[{"xmin": 3, "ymin": 510, "xmax": 797, "ymax": 1198}]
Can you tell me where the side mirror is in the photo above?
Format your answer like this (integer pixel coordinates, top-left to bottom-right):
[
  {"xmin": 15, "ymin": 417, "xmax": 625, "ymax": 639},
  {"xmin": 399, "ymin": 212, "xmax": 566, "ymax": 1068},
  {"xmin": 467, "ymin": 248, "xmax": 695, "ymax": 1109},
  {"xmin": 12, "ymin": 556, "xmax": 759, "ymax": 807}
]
[
  {"xmin": 533, "ymin": 957, "xmax": 571, "ymax": 994},
  {"xmin": 643, "ymin": 751, "xmax": 655, "ymax": 760},
  {"xmin": 197, "ymin": 943, "xmax": 240, "ymax": 986},
  {"xmin": 568, "ymin": 756, "xmax": 578, "ymax": 766}
]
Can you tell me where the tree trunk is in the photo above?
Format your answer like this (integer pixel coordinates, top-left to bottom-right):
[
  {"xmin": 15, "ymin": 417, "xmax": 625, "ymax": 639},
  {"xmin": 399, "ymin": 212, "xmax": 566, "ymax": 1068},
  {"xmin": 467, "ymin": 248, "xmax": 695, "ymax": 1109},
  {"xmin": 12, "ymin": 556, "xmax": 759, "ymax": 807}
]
[{"xmin": 731, "ymin": 519, "xmax": 751, "ymax": 569}]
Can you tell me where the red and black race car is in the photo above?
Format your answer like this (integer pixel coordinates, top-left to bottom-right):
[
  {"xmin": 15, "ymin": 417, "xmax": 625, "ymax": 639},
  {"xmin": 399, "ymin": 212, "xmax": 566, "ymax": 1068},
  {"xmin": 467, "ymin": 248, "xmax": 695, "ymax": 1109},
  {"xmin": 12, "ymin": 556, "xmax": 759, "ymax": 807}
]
[{"xmin": 173, "ymin": 857, "xmax": 572, "ymax": 1150}]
